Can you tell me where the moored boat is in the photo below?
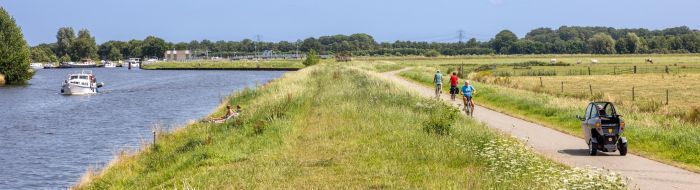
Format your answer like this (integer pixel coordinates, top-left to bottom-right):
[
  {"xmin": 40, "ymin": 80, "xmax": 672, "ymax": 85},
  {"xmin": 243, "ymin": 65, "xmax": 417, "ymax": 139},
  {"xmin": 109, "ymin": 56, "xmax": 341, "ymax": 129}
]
[
  {"xmin": 60, "ymin": 59, "xmax": 97, "ymax": 68},
  {"xmin": 61, "ymin": 70, "xmax": 104, "ymax": 95},
  {"xmin": 30, "ymin": 63, "xmax": 44, "ymax": 70},
  {"xmin": 104, "ymin": 62, "xmax": 116, "ymax": 68}
]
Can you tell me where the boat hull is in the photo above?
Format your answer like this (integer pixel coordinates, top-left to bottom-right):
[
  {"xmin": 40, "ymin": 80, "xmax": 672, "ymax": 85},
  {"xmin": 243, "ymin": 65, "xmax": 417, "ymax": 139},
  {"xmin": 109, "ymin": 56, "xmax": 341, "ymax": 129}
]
[
  {"xmin": 61, "ymin": 83, "xmax": 97, "ymax": 95},
  {"xmin": 59, "ymin": 63, "xmax": 97, "ymax": 68},
  {"xmin": 30, "ymin": 66, "xmax": 44, "ymax": 70}
]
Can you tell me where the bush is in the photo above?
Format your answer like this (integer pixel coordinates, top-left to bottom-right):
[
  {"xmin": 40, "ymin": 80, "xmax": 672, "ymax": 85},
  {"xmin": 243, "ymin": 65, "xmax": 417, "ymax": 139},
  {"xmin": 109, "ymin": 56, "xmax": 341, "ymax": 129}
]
[
  {"xmin": 302, "ymin": 49, "xmax": 320, "ymax": 66},
  {"xmin": 423, "ymin": 105, "xmax": 458, "ymax": 135},
  {"xmin": 424, "ymin": 50, "xmax": 440, "ymax": 57}
]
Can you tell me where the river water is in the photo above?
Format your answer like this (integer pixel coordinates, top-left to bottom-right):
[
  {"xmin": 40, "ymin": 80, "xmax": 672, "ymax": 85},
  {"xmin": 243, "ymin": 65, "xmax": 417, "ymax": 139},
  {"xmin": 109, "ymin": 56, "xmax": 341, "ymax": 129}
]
[{"xmin": 0, "ymin": 68, "xmax": 286, "ymax": 189}]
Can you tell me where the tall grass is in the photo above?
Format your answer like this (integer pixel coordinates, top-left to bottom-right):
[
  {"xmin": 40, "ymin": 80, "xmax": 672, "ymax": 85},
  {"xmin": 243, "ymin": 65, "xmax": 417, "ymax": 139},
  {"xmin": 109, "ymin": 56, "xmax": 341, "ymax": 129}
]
[
  {"xmin": 72, "ymin": 64, "xmax": 628, "ymax": 189},
  {"xmin": 400, "ymin": 66, "xmax": 700, "ymax": 173}
]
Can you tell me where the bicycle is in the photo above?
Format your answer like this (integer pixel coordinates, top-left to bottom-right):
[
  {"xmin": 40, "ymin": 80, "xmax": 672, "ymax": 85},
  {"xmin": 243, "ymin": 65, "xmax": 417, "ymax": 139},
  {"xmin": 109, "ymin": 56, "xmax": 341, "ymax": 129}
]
[
  {"xmin": 435, "ymin": 84, "xmax": 442, "ymax": 99},
  {"xmin": 450, "ymin": 87, "xmax": 457, "ymax": 101},
  {"xmin": 462, "ymin": 95, "xmax": 474, "ymax": 118}
]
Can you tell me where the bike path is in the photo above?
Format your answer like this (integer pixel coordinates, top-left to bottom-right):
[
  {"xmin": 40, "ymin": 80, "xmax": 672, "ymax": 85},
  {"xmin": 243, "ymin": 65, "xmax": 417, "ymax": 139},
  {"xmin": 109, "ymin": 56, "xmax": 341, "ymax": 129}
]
[{"xmin": 383, "ymin": 67, "xmax": 700, "ymax": 190}]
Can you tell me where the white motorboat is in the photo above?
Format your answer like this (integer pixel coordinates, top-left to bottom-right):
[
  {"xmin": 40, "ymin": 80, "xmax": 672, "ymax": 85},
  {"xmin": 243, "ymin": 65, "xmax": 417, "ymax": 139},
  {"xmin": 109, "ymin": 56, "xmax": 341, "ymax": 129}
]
[
  {"xmin": 104, "ymin": 62, "xmax": 116, "ymax": 68},
  {"xmin": 30, "ymin": 63, "xmax": 44, "ymax": 70},
  {"xmin": 127, "ymin": 58, "xmax": 140, "ymax": 68},
  {"xmin": 60, "ymin": 59, "xmax": 97, "ymax": 68},
  {"xmin": 61, "ymin": 70, "xmax": 104, "ymax": 95}
]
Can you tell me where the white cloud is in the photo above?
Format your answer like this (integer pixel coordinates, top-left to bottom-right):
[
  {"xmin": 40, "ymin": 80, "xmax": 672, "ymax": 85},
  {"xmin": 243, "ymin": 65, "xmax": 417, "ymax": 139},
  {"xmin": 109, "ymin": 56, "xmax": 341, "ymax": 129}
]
[{"xmin": 490, "ymin": 0, "xmax": 503, "ymax": 5}]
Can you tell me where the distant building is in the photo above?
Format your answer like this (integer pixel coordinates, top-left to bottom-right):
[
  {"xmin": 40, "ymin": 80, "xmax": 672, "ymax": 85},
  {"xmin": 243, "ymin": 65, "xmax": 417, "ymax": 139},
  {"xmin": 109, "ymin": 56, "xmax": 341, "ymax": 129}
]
[{"xmin": 164, "ymin": 50, "xmax": 191, "ymax": 60}]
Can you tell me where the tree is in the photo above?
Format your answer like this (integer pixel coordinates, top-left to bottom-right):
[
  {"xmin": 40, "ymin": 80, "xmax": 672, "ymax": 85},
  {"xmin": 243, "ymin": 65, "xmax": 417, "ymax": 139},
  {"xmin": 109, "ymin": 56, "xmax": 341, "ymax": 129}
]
[
  {"xmin": 424, "ymin": 50, "xmax": 440, "ymax": 57},
  {"xmin": 300, "ymin": 37, "xmax": 322, "ymax": 53},
  {"xmin": 59, "ymin": 55, "xmax": 71, "ymax": 62},
  {"xmin": 69, "ymin": 37, "xmax": 97, "ymax": 60},
  {"xmin": 492, "ymin": 30, "xmax": 518, "ymax": 54},
  {"xmin": 0, "ymin": 7, "xmax": 34, "ymax": 84},
  {"xmin": 625, "ymin": 33, "xmax": 641, "ymax": 54},
  {"xmin": 588, "ymin": 33, "xmax": 616, "ymax": 54},
  {"xmin": 174, "ymin": 42, "xmax": 188, "ymax": 50},
  {"xmin": 302, "ymin": 49, "xmax": 320, "ymax": 66},
  {"xmin": 49, "ymin": 54, "xmax": 58, "ymax": 62},
  {"xmin": 55, "ymin": 27, "xmax": 75, "ymax": 57},
  {"xmin": 142, "ymin": 36, "xmax": 169, "ymax": 58},
  {"xmin": 68, "ymin": 29, "xmax": 98, "ymax": 60},
  {"xmin": 108, "ymin": 46, "xmax": 123, "ymax": 61},
  {"xmin": 615, "ymin": 39, "xmax": 629, "ymax": 54}
]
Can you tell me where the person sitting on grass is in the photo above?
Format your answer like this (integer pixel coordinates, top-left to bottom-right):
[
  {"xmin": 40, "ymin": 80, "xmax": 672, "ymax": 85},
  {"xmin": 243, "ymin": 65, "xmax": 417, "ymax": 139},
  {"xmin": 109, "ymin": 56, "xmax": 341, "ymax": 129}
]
[{"xmin": 210, "ymin": 105, "xmax": 235, "ymax": 123}]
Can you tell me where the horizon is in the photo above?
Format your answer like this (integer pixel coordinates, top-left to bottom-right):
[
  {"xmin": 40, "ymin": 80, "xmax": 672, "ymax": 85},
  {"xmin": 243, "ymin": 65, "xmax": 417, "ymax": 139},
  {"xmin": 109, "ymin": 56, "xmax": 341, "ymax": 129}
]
[{"xmin": 3, "ymin": 0, "xmax": 699, "ymax": 46}]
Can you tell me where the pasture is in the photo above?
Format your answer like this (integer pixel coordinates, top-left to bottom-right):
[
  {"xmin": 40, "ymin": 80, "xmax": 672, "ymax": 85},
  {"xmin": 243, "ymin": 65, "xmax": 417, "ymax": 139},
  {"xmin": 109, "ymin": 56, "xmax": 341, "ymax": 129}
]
[{"xmin": 391, "ymin": 54, "xmax": 700, "ymax": 173}]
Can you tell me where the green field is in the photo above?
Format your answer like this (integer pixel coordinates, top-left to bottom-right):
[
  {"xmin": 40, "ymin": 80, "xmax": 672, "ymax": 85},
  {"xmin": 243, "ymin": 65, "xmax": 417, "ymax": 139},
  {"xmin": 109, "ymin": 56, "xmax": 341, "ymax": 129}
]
[
  {"xmin": 141, "ymin": 59, "xmax": 306, "ymax": 69},
  {"xmin": 72, "ymin": 63, "xmax": 628, "ymax": 189},
  {"xmin": 395, "ymin": 54, "xmax": 700, "ymax": 173}
]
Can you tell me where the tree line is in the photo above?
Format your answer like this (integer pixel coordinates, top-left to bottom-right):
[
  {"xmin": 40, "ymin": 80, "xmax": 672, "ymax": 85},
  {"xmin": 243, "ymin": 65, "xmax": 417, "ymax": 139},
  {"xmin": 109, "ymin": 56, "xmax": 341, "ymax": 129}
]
[{"xmin": 28, "ymin": 26, "xmax": 700, "ymax": 63}]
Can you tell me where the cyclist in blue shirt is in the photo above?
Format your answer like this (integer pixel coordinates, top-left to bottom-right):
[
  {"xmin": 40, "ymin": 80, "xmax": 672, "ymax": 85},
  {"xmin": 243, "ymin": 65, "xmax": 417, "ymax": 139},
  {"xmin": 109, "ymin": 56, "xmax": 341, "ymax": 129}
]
[
  {"xmin": 461, "ymin": 80, "xmax": 476, "ymax": 114},
  {"xmin": 433, "ymin": 70, "xmax": 443, "ymax": 98}
]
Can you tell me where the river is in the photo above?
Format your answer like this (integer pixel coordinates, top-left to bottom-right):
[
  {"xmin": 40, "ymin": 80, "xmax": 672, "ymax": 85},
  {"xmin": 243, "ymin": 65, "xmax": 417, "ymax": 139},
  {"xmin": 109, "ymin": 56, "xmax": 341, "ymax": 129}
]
[{"xmin": 0, "ymin": 67, "xmax": 286, "ymax": 189}]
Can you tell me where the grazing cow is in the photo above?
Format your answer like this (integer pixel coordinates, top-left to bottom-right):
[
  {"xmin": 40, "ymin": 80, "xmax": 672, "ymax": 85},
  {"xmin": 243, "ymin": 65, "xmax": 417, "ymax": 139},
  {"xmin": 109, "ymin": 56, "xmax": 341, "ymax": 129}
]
[
  {"xmin": 550, "ymin": 59, "xmax": 556, "ymax": 64},
  {"xmin": 577, "ymin": 60, "xmax": 582, "ymax": 64},
  {"xmin": 645, "ymin": 58, "xmax": 653, "ymax": 64},
  {"xmin": 591, "ymin": 59, "xmax": 599, "ymax": 64}
]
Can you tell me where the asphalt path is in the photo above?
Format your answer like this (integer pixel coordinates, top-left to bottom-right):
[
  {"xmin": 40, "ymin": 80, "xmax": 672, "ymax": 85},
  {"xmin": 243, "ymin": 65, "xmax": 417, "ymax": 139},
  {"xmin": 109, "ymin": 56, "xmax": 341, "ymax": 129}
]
[{"xmin": 383, "ymin": 67, "xmax": 700, "ymax": 190}]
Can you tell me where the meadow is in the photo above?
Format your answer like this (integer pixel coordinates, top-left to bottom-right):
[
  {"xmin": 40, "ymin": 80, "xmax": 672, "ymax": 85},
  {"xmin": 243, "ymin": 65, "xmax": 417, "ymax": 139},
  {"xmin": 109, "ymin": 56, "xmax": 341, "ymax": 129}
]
[
  {"xmin": 72, "ymin": 63, "xmax": 628, "ymax": 189},
  {"xmin": 397, "ymin": 57, "xmax": 700, "ymax": 174},
  {"xmin": 141, "ymin": 59, "xmax": 306, "ymax": 69}
]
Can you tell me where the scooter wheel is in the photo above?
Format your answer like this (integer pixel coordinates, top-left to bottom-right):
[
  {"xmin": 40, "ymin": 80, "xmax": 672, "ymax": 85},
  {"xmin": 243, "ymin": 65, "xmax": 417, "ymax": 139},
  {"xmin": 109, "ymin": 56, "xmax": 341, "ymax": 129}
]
[
  {"xmin": 589, "ymin": 142, "xmax": 598, "ymax": 155},
  {"xmin": 619, "ymin": 143, "xmax": 627, "ymax": 156}
]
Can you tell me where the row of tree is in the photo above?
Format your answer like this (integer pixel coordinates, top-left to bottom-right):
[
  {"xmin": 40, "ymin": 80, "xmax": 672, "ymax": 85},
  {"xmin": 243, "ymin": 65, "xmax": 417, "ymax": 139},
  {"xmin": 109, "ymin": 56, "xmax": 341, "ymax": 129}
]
[{"xmin": 28, "ymin": 26, "xmax": 700, "ymax": 63}]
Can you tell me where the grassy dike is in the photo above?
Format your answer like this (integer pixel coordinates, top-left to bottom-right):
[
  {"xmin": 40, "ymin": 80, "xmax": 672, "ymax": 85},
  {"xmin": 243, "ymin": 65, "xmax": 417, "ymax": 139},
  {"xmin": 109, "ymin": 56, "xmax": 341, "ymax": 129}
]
[
  {"xmin": 73, "ymin": 64, "xmax": 628, "ymax": 189},
  {"xmin": 142, "ymin": 59, "xmax": 305, "ymax": 70},
  {"xmin": 399, "ymin": 66, "xmax": 700, "ymax": 173}
]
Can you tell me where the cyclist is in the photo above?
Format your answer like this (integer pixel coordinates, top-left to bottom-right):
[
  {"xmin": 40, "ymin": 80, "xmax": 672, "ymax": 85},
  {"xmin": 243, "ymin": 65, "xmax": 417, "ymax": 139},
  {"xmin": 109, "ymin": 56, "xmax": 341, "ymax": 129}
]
[
  {"xmin": 461, "ymin": 80, "xmax": 476, "ymax": 114},
  {"xmin": 433, "ymin": 70, "xmax": 443, "ymax": 97},
  {"xmin": 449, "ymin": 72, "xmax": 459, "ymax": 96}
]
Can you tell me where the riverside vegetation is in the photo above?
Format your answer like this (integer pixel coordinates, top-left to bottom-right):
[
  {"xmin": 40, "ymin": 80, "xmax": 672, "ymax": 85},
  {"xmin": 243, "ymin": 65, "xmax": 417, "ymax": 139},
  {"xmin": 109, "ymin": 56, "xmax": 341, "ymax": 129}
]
[
  {"xmin": 72, "ymin": 63, "xmax": 629, "ymax": 189},
  {"xmin": 398, "ymin": 57, "xmax": 700, "ymax": 173},
  {"xmin": 141, "ymin": 59, "xmax": 305, "ymax": 70}
]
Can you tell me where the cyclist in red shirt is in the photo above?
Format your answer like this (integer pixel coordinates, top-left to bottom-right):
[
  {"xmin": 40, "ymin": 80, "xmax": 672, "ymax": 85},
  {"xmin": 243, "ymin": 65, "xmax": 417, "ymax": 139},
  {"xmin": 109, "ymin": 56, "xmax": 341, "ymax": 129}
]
[{"xmin": 449, "ymin": 72, "xmax": 459, "ymax": 89}]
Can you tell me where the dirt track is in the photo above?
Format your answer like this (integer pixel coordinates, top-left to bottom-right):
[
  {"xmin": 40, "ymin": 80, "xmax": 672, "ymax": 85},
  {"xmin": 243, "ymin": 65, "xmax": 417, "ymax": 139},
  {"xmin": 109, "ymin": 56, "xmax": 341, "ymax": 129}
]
[{"xmin": 383, "ymin": 67, "xmax": 700, "ymax": 190}]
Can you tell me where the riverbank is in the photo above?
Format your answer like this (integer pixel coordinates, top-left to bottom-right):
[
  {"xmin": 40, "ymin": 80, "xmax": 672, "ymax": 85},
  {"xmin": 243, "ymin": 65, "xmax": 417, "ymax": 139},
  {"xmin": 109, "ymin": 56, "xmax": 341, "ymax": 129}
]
[
  {"xmin": 141, "ymin": 59, "xmax": 305, "ymax": 70},
  {"xmin": 72, "ymin": 64, "xmax": 628, "ymax": 189}
]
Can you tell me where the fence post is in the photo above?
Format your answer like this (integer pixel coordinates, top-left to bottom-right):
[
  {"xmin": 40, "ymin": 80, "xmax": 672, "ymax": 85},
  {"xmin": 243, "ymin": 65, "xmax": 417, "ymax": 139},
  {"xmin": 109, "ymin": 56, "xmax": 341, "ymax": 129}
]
[
  {"xmin": 614, "ymin": 67, "xmax": 616, "ymax": 75},
  {"xmin": 665, "ymin": 66, "xmax": 669, "ymax": 74},
  {"xmin": 667, "ymin": 89, "xmax": 669, "ymax": 105},
  {"xmin": 590, "ymin": 84, "xmax": 593, "ymax": 97},
  {"xmin": 632, "ymin": 87, "xmax": 635, "ymax": 101},
  {"xmin": 540, "ymin": 77, "xmax": 543, "ymax": 87},
  {"xmin": 561, "ymin": 81, "xmax": 563, "ymax": 92},
  {"xmin": 588, "ymin": 67, "xmax": 591, "ymax": 75},
  {"xmin": 634, "ymin": 66, "xmax": 636, "ymax": 74}
]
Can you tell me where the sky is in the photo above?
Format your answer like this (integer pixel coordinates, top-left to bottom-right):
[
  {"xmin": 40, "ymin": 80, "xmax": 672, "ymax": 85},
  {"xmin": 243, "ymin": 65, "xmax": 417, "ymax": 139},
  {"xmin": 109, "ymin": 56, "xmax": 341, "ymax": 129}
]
[{"xmin": 2, "ymin": 0, "xmax": 699, "ymax": 46}]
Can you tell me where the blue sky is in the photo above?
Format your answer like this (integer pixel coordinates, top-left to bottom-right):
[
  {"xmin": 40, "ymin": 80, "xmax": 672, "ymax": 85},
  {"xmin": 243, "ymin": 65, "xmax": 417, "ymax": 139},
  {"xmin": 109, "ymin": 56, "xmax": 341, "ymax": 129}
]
[{"xmin": 3, "ymin": 0, "xmax": 698, "ymax": 46}]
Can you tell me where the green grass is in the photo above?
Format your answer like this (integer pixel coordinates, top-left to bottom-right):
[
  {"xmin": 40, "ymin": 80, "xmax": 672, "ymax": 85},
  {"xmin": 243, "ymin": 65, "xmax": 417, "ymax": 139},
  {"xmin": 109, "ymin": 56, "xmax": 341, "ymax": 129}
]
[
  {"xmin": 399, "ymin": 66, "xmax": 700, "ymax": 173},
  {"xmin": 142, "ymin": 59, "xmax": 306, "ymax": 69},
  {"xmin": 73, "ymin": 64, "xmax": 628, "ymax": 189}
]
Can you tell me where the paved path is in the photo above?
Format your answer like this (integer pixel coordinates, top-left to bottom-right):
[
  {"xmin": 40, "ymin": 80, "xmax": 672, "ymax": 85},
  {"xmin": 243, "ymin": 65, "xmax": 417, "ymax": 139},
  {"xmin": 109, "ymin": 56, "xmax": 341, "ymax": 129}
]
[{"xmin": 383, "ymin": 68, "xmax": 700, "ymax": 190}]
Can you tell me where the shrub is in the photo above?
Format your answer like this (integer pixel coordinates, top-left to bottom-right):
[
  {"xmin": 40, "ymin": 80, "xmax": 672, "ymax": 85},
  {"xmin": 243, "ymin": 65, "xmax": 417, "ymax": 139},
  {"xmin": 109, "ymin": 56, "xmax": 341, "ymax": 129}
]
[
  {"xmin": 302, "ymin": 49, "xmax": 320, "ymax": 66},
  {"xmin": 472, "ymin": 71, "xmax": 493, "ymax": 83},
  {"xmin": 423, "ymin": 105, "xmax": 458, "ymax": 135},
  {"xmin": 424, "ymin": 50, "xmax": 440, "ymax": 57}
]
